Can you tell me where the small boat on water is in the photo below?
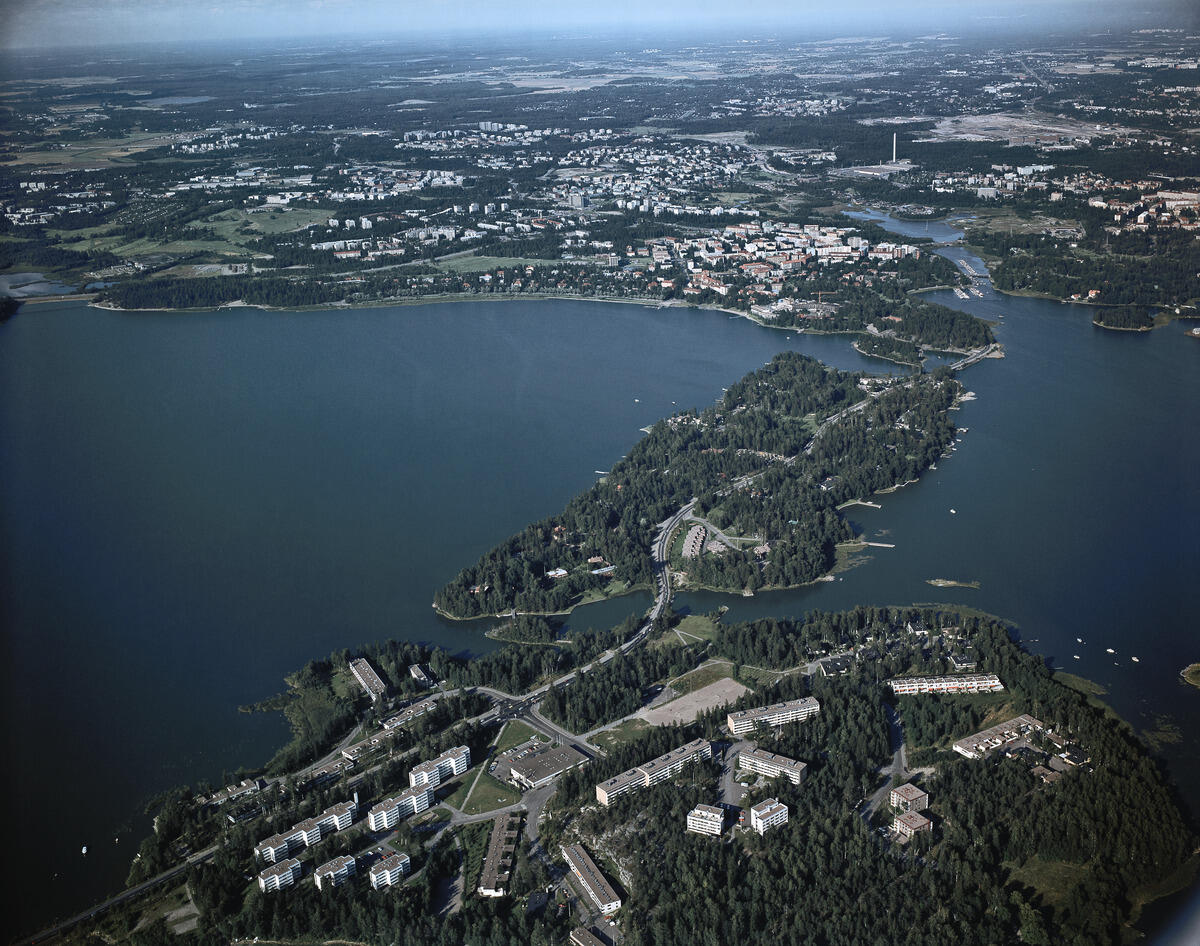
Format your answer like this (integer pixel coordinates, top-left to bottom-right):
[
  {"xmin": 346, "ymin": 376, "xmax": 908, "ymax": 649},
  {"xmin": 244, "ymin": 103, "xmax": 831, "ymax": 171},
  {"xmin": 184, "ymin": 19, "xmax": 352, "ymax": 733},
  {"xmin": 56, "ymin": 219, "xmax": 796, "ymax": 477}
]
[
  {"xmin": 1132, "ymin": 656, "xmax": 1140, "ymax": 663},
  {"xmin": 81, "ymin": 846, "xmax": 87, "ymax": 855},
  {"xmin": 1077, "ymin": 637, "xmax": 1083, "ymax": 643},
  {"xmin": 950, "ymin": 508, "xmax": 957, "ymax": 514},
  {"xmin": 1106, "ymin": 647, "xmax": 1116, "ymax": 654},
  {"xmin": 1073, "ymin": 655, "xmax": 1080, "ymax": 660}
]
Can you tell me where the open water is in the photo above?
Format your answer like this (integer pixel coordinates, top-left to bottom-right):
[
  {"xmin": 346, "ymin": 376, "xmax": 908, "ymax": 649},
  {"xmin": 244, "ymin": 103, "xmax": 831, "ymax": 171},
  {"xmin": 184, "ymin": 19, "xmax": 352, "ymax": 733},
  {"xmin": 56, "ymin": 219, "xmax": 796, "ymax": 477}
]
[{"xmin": 1, "ymin": 256, "xmax": 1197, "ymax": 937}]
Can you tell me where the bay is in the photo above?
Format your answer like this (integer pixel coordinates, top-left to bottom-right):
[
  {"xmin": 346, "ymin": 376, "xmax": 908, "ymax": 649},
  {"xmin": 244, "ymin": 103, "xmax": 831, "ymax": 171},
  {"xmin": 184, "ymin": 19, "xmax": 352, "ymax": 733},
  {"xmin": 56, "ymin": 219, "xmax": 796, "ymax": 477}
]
[{"xmin": 0, "ymin": 297, "xmax": 883, "ymax": 935}]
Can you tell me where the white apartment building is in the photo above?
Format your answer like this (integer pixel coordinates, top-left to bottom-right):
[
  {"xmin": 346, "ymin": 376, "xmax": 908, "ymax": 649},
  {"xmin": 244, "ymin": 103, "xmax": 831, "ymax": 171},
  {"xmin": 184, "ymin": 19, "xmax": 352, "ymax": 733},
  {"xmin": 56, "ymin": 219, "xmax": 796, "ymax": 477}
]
[
  {"xmin": 349, "ymin": 657, "xmax": 387, "ymax": 701},
  {"xmin": 369, "ymin": 852, "xmax": 412, "ymax": 888},
  {"xmin": 686, "ymin": 804, "xmax": 725, "ymax": 836},
  {"xmin": 254, "ymin": 800, "xmax": 357, "ymax": 862},
  {"xmin": 561, "ymin": 844, "xmax": 622, "ymax": 915},
  {"xmin": 314, "ymin": 854, "xmax": 356, "ymax": 891},
  {"xmin": 409, "ymin": 745, "xmax": 471, "ymax": 788},
  {"xmin": 595, "ymin": 739, "xmax": 712, "ymax": 806},
  {"xmin": 888, "ymin": 674, "xmax": 1003, "ymax": 696},
  {"xmin": 258, "ymin": 857, "xmax": 301, "ymax": 892},
  {"xmin": 738, "ymin": 748, "xmax": 807, "ymax": 785},
  {"xmin": 727, "ymin": 697, "xmax": 821, "ymax": 736},
  {"xmin": 750, "ymin": 798, "xmax": 789, "ymax": 836},
  {"xmin": 367, "ymin": 785, "xmax": 435, "ymax": 831}
]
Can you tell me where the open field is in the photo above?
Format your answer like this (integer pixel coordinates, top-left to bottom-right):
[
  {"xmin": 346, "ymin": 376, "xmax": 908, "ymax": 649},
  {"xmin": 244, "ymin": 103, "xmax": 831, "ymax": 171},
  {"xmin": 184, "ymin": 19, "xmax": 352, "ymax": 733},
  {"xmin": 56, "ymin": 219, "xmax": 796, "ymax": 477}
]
[
  {"xmin": 462, "ymin": 772, "xmax": 522, "ymax": 816},
  {"xmin": 639, "ymin": 674, "xmax": 750, "ymax": 726},
  {"xmin": 437, "ymin": 254, "xmax": 549, "ymax": 274},
  {"xmin": 590, "ymin": 718, "xmax": 650, "ymax": 751},
  {"xmin": 493, "ymin": 720, "xmax": 544, "ymax": 754}
]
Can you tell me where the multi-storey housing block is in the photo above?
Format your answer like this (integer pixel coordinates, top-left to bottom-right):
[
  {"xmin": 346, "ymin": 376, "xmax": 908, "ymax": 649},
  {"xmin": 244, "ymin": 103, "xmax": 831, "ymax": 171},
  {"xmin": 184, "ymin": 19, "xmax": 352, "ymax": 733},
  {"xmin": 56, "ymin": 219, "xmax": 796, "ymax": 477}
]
[
  {"xmin": 738, "ymin": 747, "xmax": 807, "ymax": 785},
  {"xmin": 409, "ymin": 745, "xmax": 471, "ymax": 788},
  {"xmin": 685, "ymin": 804, "xmax": 725, "ymax": 836},
  {"xmin": 368, "ymin": 852, "xmax": 411, "ymax": 888},
  {"xmin": 594, "ymin": 738, "xmax": 712, "ymax": 806},
  {"xmin": 367, "ymin": 785, "xmax": 435, "ymax": 831},
  {"xmin": 726, "ymin": 697, "xmax": 820, "ymax": 736}
]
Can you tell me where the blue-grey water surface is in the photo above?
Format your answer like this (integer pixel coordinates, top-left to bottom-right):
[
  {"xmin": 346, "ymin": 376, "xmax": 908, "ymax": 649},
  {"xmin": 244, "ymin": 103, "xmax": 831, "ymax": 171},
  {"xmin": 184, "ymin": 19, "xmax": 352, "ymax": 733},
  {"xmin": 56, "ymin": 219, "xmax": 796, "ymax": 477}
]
[{"xmin": 2, "ymin": 267, "xmax": 1197, "ymax": 937}]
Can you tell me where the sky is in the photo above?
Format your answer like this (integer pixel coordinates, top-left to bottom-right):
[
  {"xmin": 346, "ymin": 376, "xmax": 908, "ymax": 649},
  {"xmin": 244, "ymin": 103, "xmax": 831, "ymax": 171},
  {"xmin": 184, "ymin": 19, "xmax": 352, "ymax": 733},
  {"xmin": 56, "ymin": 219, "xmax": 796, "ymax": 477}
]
[{"xmin": 0, "ymin": 0, "xmax": 1196, "ymax": 50}]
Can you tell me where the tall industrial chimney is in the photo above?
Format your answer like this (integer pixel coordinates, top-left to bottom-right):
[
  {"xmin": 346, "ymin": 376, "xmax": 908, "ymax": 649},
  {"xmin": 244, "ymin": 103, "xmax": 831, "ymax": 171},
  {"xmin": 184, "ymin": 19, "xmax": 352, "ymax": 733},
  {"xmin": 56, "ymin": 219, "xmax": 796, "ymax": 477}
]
[{"xmin": 893, "ymin": 133, "xmax": 897, "ymax": 163}]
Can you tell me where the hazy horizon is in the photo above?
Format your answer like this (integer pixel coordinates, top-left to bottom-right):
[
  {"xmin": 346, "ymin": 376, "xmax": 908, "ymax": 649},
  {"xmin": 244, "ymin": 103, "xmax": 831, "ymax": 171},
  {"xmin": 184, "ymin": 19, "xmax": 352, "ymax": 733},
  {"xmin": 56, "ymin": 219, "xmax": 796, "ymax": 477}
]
[{"xmin": 2, "ymin": 0, "xmax": 1198, "ymax": 51}]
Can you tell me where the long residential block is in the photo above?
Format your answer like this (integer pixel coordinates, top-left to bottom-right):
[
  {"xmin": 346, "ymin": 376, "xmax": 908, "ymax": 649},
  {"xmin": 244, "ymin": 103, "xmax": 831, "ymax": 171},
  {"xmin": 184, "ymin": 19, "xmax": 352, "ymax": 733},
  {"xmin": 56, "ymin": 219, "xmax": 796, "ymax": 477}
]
[
  {"xmin": 594, "ymin": 738, "xmax": 712, "ymax": 806},
  {"xmin": 258, "ymin": 857, "xmax": 301, "ymax": 892},
  {"xmin": 561, "ymin": 843, "xmax": 622, "ymax": 915},
  {"xmin": 409, "ymin": 745, "xmax": 471, "ymax": 788},
  {"xmin": 382, "ymin": 697, "xmax": 437, "ymax": 731},
  {"xmin": 726, "ymin": 697, "xmax": 821, "ymax": 736},
  {"xmin": 314, "ymin": 854, "xmax": 356, "ymax": 891},
  {"xmin": 738, "ymin": 747, "xmax": 807, "ymax": 785},
  {"xmin": 952, "ymin": 714, "xmax": 1046, "ymax": 760},
  {"xmin": 350, "ymin": 657, "xmax": 388, "ymax": 702},
  {"xmin": 369, "ymin": 852, "xmax": 411, "ymax": 888},
  {"xmin": 570, "ymin": 929, "xmax": 608, "ymax": 946},
  {"xmin": 889, "ymin": 673, "xmax": 1004, "ymax": 696},
  {"xmin": 477, "ymin": 811, "xmax": 522, "ymax": 898},
  {"xmin": 367, "ymin": 785, "xmax": 435, "ymax": 831},
  {"xmin": 254, "ymin": 799, "xmax": 357, "ymax": 862}
]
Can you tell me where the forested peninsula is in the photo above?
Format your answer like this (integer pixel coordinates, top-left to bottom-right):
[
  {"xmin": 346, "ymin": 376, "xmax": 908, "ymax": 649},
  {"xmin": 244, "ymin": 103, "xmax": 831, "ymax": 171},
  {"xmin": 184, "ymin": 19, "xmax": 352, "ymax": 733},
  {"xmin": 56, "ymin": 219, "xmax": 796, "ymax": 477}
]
[{"xmin": 435, "ymin": 351, "xmax": 965, "ymax": 618}]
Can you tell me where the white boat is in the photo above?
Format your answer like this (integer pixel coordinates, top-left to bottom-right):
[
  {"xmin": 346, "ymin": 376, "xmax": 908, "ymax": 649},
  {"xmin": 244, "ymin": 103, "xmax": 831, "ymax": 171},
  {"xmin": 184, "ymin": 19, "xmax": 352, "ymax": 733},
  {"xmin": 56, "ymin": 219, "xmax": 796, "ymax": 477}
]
[
  {"xmin": 1106, "ymin": 647, "xmax": 1115, "ymax": 654},
  {"xmin": 1131, "ymin": 656, "xmax": 1140, "ymax": 663},
  {"xmin": 1073, "ymin": 655, "xmax": 1080, "ymax": 660},
  {"xmin": 1076, "ymin": 637, "xmax": 1083, "ymax": 643},
  {"xmin": 81, "ymin": 846, "xmax": 87, "ymax": 855},
  {"xmin": 950, "ymin": 508, "xmax": 957, "ymax": 514}
]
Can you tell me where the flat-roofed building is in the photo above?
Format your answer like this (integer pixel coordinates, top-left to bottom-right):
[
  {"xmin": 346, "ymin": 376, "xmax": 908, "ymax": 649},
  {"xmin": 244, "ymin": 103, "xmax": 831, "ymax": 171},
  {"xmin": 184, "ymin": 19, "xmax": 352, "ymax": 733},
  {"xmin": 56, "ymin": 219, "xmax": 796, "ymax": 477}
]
[
  {"xmin": 727, "ymin": 697, "xmax": 820, "ymax": 736},
  {"xmin": 254, "ymin": 800, "xmax": 356, "ymax": 862},
  {"xmin": 594, "ymin": 769, "xmax": 644, "ymax": 807},
  {"xmin": 314, "ymin": 854, "xmax": 356, "ymax": 891},
  {"xmin": 258, "ymin": 857, "xmax": 301, "ymax": 892},
  {"xmin": 409, "ymin": 745, "xmax": 471, "ymax": 788},
  {"xmin": 595, "ymin": 738, "xmax": 712, "ymax": 806},
  {"xmin": 570, "ymin": 928, "xmax": 608, "ymax": 946},
  {"xmin": 889, "ymin": 783, "xmax": 929, "ymax": 812},
  {"xmin": 254, "ymin": 833, "xmax": 293, "ymax": 864},
  {"xmin": 686, "ymin": 804, "xmax": 725, "ymax": 836},
  {"xmin": 382, "ymin": 697, "xmax": 437, "ymax": 731},
  {"xmin": 509, "ymin": 744, "xmax": 588, "ymax": 790},
  {"xmin": 750, "ymin": 798, "xmax": 789, "ymax": 835},
  {"xmin": 894, "ymin": 810, "xmax": 933, "ymax": 839},
  {"xmin": 561, "ymin": 843, "xmax": 622, "ymax": 915},
  {"xmin": 350, "ymin": 657, "xmax": 388, "ymax": 702},
  {"xmin": 410, "ymin": 663, "xmax": 436, "ymax": 687},
  {"xmin": 369, "ymin": 852, "xmax": 411, "ymax": 888},
  {"xmin": 888, "ymin": 673, "xmax": 1003, "ymax": 696},
  {"xmin": 952, "ymin": 714, "xmax": 1045, "ymax": 759},
  {"xmin": 738, "ymin": 747, "xmax": 807, "ymax": 785},
  {"xmin": 367, "ymin": 785, "xmax": 435, "ymax": 831},
  {"xmin": 477, "ymin": 812, "xmax": 522, "ymax": 898}
]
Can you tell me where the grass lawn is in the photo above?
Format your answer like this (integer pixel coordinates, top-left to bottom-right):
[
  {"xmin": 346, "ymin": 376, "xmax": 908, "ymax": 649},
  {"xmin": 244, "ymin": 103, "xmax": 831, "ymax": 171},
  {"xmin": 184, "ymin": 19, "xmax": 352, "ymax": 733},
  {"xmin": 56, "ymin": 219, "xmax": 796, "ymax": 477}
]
[
  {"xmin": 437, "ymin": 254, "xmax": 549, "ymax": 274},
  {"xmin": 669, "ymin": 660, "xmax": 735, "ymax": 696},
  {"xmin": 674, "ymin": 614, "xmax": 719, "ymax": 642},
  {"xmin": 737, "ymin": 665, "xmax": 785, "ymax": 688},
  {"xmin": 441, "ymin": 775, "xmax": 473, "ymax": 811},
  {"xmin": 493, "ymin": 720, "xmax": 543, "ymax": 754},
  {"xmin": 1007, "ymin": 855, "xmax": 1091, "ymax": 909},
  {"xmin": 462, "ymin": 773, "xmax": 522, "ymax": 816},
  {"xmin": 590, "ymin": 718, "xmax": 651, "ymax": 752}
]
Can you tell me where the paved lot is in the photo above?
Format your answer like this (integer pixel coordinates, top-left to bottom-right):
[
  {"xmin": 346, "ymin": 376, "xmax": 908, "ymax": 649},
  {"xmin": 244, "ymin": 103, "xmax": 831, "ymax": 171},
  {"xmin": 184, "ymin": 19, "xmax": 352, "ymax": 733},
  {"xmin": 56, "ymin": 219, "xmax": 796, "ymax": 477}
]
[{"xmin": 638, "ymin": 677, "xmax": 749, "ymax": 726}]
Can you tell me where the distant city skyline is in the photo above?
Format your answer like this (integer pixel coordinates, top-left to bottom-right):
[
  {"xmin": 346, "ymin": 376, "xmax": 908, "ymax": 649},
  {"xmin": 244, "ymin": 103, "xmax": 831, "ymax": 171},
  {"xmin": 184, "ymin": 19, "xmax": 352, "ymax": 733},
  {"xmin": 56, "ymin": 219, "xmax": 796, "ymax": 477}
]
[{"xmin": 1, "ymin": 0, "xmax": 1196, "ymax": 51}]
